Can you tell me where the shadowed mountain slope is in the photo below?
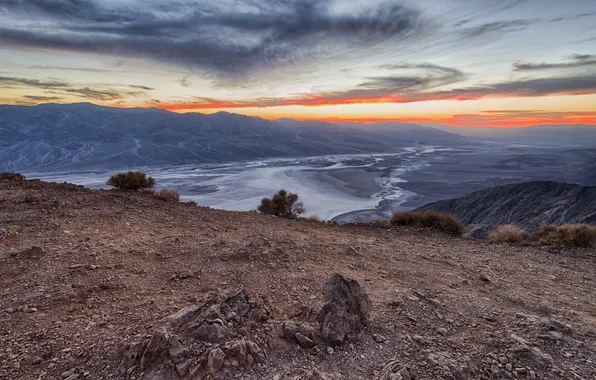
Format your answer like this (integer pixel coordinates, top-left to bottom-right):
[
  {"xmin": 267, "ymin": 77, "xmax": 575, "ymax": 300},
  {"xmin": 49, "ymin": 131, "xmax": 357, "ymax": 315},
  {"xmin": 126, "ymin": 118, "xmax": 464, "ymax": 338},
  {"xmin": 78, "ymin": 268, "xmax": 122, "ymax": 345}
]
[{"xmin": 417, "ymin": 181, "xmax": 596, "ymax": 237}]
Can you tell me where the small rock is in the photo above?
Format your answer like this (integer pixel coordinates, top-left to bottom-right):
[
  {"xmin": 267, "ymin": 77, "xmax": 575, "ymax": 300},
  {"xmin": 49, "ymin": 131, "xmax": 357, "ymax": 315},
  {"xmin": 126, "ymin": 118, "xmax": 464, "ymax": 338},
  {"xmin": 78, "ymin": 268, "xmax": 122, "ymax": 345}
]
[
  {"xmin": 70, "ymin": 264, "xmax": 83, "ymax": 269},
  {"xmin": 22, "ymin": 246, "xmax": 45, "ymax": 259},
  {"xmin": 479, "ymin": 273, "xmax": 491, "ymax": 282},
  {"xmin": 61, "ymin": 368, "xmax": 76, "ymax": 378},
  {"xmin": 4, "ymin": 307, "xmax": 15, "ymax": 314},
  {"xmin": 326, "ymin": 347, "xmax": 334, "ymax": 355},
  {"xmin": 32, "ymin": 356, "xmax": 43, "ymax": 365},
  {"xmin": 295, "ymin": 332, "xmax": 315, "ymax": 349},
  {"xmin": 373, "ymin": 334, "xmax": 387, "ymax": 343},
  {"xmin": 294, "ymin": 368, "xmax": 332, "ymax": 380},
  {"xmin": 207, "ymin": 348, "xmax": 225, "ymax": 374},
  {"xmin": 374, "ymin": 360, "xmax": 411, "ymax": 380},
  {"xmin": 515, "ymin": 368, "xmax": 527, "ymax": 375}
]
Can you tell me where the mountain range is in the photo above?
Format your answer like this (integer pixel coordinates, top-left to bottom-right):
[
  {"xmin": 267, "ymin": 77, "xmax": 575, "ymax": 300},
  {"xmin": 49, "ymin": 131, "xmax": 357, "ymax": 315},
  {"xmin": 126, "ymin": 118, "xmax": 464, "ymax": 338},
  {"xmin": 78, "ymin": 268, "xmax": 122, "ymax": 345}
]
[
  {"xmin": 417, "ymin": 181, "xmax": 596, "ymax": 237},
  {"xmin": 0, "ymin": 103, "xmax": 466, "ymax": 172},
  {"xmin": 428, "ymin": 123, "xmax": 596, "ymax": 146}
]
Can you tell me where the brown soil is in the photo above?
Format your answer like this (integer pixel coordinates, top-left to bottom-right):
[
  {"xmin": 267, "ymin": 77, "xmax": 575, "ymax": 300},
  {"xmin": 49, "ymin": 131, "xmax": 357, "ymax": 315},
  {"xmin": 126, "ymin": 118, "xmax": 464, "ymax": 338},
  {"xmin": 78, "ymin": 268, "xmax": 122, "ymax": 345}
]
[{"xmin": 1, "ymin": 177, "xmax": 595, "ymax": 379}]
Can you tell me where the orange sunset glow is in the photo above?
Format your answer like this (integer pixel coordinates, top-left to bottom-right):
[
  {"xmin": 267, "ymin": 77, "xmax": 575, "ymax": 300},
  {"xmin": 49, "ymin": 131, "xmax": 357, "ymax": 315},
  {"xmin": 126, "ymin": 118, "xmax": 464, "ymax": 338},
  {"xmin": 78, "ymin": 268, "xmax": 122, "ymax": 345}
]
[{"xmin": 1, "ymin": 0, "xmax": 595, "ymax": 128}]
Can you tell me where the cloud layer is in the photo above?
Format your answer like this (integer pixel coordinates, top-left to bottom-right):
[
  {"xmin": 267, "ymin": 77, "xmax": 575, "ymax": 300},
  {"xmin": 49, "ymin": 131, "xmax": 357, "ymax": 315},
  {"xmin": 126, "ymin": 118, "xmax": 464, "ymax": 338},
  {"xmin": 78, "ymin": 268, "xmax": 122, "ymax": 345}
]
[
  {"xmin": 0, "ymin": 0, "xmax": 595, "ymax": 126},
  {"xmin": 0, "ymin": 0, "xmax": 424, "ymax": 77}
]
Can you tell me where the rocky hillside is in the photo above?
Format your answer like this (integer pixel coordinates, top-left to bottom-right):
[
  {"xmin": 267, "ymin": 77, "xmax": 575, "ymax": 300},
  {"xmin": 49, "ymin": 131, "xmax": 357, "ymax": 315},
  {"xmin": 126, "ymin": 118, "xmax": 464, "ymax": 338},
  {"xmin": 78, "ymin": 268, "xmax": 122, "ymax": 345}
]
[
  {"xmin": 0, "ymin": 103, "xmax": 465, "ymax": 172},
  {"xmin": 1, "ymin": 175, "xmax": 595, "ymax": 380},
  {"xmin": 417, "ymin": 181, "xmax": 596, "ymax": 237}
]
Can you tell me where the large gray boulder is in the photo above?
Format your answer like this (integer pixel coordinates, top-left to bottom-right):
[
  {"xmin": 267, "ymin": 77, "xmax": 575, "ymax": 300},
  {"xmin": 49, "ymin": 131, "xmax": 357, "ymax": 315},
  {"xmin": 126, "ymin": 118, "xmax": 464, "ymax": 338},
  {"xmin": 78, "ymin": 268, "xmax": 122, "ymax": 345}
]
[{"xmin": 318, "ymin": 273, "xmax": 371, "ymax": 346}]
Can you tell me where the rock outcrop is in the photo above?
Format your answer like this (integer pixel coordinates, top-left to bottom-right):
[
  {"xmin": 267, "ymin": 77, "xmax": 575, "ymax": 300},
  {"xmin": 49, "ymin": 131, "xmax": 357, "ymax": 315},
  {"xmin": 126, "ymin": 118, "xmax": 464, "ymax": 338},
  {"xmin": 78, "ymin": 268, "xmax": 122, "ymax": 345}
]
[
  {"xmin": 318, "ymin": 273, "xmax": 371, "ymax": 346},
  {"xmin": 120, "ymin": 289, "xmax": 270, "ymax": 380},
  {"xmin": 416, "ymin": 181, "xmax": 596, "ymax": 237},
  {"xmin": 374, "ymin": 360, "xmax": 414, "ymax": 380}
]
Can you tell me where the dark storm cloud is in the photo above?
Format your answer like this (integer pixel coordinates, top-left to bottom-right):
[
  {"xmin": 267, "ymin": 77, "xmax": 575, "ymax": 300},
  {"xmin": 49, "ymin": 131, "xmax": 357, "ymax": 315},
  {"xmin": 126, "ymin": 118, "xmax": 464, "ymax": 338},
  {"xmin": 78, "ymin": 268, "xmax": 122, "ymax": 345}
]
[
  {"xmin": 0, "ymin": 76, "xmax": 69, "ymax": 89},
  {"xmin": 550, "ymin": 12, "xmax": 596, "ymax": 23},
  {"xmin": 171, "ymin": 72, "xmax": 596, "ymax": 109},
  {"xmin": 567, "ymin": 54, "xmax": 595, "ymax": 61},
  {"xmin": 0, "ymin": 0, "xmax": 424, "ymax": 76},
  {"xmin": 296, "ymin": 63, "xmax": 466, "ymax": 104},
  {"xmin": 0, "ymin": 0, "xmax": 138, "ymax": 22},
  {"xmin": 129, "ymin": 84, "xmax": 154, "ymax": 90},
  {"xmin": 377, "ymin": 63, "xmax": 465, "ymax": 87},
  {"xmin": 0, "ymin": 74, "xmax": 126, "ymax": 100},
  {"xmin": 460, "ymin": 19, "xmax": 536, "ymax": 38},
  {"xmin": 65, "ymin": 87, "xmax": 122, "ymax": 100},
  {"xmin": 312, "ymin": 73, "xmax": 596, "ymax": 105},
  {"xmin": 513, "ymin": 54, "xmax": 596, "ymax": 71},
  {"xmin": 23, "ymin": 95, "xmax": 62, "ymax": 101},
  {"xmin": 180, "ymin": 77, "xmax": 191, "ymax": 88},
  {"xmin": 424, "ymin": 74, "xmax": 596, "ymax": 100}
]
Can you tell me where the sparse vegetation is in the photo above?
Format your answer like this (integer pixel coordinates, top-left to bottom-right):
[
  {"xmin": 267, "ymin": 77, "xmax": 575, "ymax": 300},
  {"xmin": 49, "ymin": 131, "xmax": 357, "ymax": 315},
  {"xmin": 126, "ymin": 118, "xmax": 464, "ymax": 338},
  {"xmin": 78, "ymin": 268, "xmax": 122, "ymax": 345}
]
[
  {"xmin": 375, "ymin": 219, "xmax": 391, "ymax": 227},
  {"xmin": 183, "ymin": 200, "xmax": 198, "ymax": 207},
  {"xmin": 391, "ymin": 210, "xmax": 464, "ymax": 236},
  {"xmin": 107, "ymin": 171, "xmax": 155, "ymax": 191},
  {"xmin": 533, "ymin": 224, "xmax": 596, "ymax": 248},
  {"xmin": 0, "ymin": 172, "xmax": 26, "ymax": 181},
  {"xmin": 154, "ymin": 188, "xmax": 181, "ymax": 203},
  {"xmin": 306, "ymin": 215, "xmax": 322, "ymax": 222},
  {"xmin": 258, "ymin": 189, "xmax": 305, "ymax": 219},
  {"xmin": 489, "ymin": 225, "xmax": 526, "ymax": 243}
]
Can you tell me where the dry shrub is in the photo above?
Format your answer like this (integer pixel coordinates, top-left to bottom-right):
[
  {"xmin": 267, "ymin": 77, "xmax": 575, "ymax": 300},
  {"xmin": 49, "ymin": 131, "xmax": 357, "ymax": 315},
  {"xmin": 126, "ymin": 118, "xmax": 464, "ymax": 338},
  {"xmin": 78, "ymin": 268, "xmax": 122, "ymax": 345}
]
[
  {"xmin": 154, "ymin": 188, "xmax": 180, "ymax": 203},
  {"xmin": 258, "ymin": 189, "xmax": 305, "ymax": 219},
  {"xmin": 306, "ymin": 215, "xmax": 322, "ymax": 222},
  {"xmin": 391, "ymin": 210, "xmax": 464, "ymax": 236},
  {"xmin": 532, "ymin": 224, "xmax": 558, "ymax": 242},
  {"xmin": 107, "ymin": 171, "xmax": 155, "ymax": 190},
  {"xmin": 489, "ymin": 225, "xmax": 526, "ymax": 243},
  {"xmin": 184, "ymin": 200, "xmax": 198, "ymax": 207},
  {"xmin": 375, "ymin": 219, "xmax": 391, "ymax": 227},
  {"xmin": 0, "ymin": 172, "xmax": 26, "ymax": 182},
  {"xmin": 534, "ymin": 224, "xmax": 596, "ymax": 248}
]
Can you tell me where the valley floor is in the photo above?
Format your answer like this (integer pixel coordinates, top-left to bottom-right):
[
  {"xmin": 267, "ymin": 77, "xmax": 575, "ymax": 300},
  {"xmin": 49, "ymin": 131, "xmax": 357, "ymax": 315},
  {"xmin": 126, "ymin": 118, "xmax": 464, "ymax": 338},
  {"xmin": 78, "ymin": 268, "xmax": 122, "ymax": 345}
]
[{"xmin": 1, "ymin": 176, "xmax": 595, "ymax": 379}]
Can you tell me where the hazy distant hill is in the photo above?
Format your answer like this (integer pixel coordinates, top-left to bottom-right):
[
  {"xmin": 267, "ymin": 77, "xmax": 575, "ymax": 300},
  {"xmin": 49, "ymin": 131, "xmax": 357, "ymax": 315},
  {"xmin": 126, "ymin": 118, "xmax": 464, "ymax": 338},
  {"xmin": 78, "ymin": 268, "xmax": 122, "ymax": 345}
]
[
  {"xmin": 427, "ymin": 123, "xmax": 596, "ymax": 146},
  {"xmin": 336, "ymin": 121, "xmax": 466, "ymax": 145},
  {"xmin": 0, "ymin": 103, "xmax": 466, "ymax": 172},
  {"xmin": 417, "ymin": 181, "xmax": 596, "ymax": 237}
]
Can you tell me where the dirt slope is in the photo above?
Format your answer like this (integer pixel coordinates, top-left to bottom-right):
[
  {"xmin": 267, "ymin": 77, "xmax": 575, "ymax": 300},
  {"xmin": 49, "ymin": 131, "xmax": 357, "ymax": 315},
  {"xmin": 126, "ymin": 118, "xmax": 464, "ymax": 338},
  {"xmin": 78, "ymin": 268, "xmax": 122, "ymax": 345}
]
[{"xmin": 1, "ymin": 176, "xmax": 595, "ymax": 380}]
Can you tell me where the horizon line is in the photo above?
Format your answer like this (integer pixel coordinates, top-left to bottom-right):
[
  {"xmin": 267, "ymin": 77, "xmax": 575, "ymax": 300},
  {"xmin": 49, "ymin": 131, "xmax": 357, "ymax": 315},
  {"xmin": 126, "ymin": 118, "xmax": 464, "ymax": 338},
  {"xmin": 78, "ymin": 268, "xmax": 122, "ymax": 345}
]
[{"xmin": 2, "ymin": 101, "xmax": 596, "ymax": 129}]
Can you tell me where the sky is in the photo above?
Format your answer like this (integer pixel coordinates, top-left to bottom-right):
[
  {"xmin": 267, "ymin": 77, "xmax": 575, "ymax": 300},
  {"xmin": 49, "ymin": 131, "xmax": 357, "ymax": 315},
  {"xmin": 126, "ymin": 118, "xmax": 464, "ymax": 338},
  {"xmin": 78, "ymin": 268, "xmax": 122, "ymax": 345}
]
[{"xmin": 1, "ymin": 0, "xmax": 595, "ymax": 127}]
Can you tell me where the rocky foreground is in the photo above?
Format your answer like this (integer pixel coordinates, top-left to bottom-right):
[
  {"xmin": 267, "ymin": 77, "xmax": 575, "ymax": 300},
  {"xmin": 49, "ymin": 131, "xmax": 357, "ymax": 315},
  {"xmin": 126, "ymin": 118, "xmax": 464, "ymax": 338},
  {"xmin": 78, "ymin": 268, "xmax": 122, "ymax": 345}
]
[{"xmin": 1, "ymin": 175, "xmax": 595, "ymax": 379}]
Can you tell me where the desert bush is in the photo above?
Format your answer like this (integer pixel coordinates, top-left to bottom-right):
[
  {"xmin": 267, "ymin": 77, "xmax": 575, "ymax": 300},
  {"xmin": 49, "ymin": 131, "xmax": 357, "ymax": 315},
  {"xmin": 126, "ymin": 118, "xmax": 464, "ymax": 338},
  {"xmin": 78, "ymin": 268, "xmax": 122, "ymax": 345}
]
[
  {"xmin": 391, "ymin": 210, "xmax": 464, "ymax": 236},
  {"xmin": 533, "ymin": 224, "xmax": 596, "ymax": 248},
  {"xmin": 154, "ymin": 188, "xmax": 180, "ymax": 203},
  {"xmin": 489, "ymin": 225, "xmax": 526, "ymax": 243},
  {"xmin": 258, "ymin": 189, "xmax": 305, "ymax": 219},
  {"xmin": 306, "ymin": 215, "xmax": 322, "ymax": 222},
  {"xmin": 0, "ymin": 172, "xmax": 26, "ymax": 182},
  {"xmin": 107, "ymin": 171, "xmax": 155, "ymax": 191},
  {"xmin": 183, "ymin": 200, "xmax": 198, "ymax": 207},
  {"xmin": 375, "ymin": 219, "xmax": 391, "ymax": 227},
  {"xmin": 532, "ymin": 224, "xmax": 558, "ymax": 243}
]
